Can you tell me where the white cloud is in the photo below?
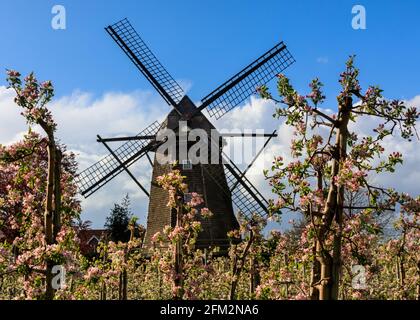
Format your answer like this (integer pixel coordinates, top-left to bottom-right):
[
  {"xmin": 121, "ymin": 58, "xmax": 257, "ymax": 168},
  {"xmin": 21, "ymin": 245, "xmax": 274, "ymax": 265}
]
[
  {"xmin": 348, "ymin": 95, "xmax": 420, "ymax": 196},
  {"xmin": 0, "ymin": 86, "xmax": 30, "ymax": 145},
  {"xmin": 211, "ymin": 95, "xmax": 420, "ymax": 228},
  {"xmin": 0, "ymin": 87, "xmax": 167, "ymax": 227},
  {"xmin": 1, "ymin": 87, "xmax": 419, "ymax": 230}
]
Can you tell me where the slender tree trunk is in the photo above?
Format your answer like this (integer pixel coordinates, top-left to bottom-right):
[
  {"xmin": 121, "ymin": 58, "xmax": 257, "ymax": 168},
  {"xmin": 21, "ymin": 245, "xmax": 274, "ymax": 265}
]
[
  {"xmin": 44, "ymin": 133, "xmax": 56, "ymax": 300},
  {"xmin": 397, "ymin": 255, "xmax": 406, "ymax": 299},
  {"xmin": 100, "ymin": 282, "xmax": 106, "ymax": 300},
  {"xmin": 310, "ymin": 171, "xmax": 323, "ymax": 299},
  {"xmin": 316, "ymin": 241, "xmax": 333, "ymax": 300},
  {"xmin": 331, "ymin": 98, "xmax": 350, "ymax": 299},
  {"xmin": 310, "ymin": 243, "xmax": 321, "ymax": 299},
  {"xmin": 173, "ymin": 205, "xmax": 184, "ymax": 300},
  {"xmin": 249, "ymin": 257, "xmax": 260, "ymax": 297},
  {"xmin": 312, "ymin": 97, "xmax": 351, "ymax": 300},
  {"xmin": 416, "ymin": 260, "xmax": 420, "ymax": 300},
  {"xmin": 118, "ymin": 272, "xmax": 122, "ymax": 300},
  {"xmin": 101, "ymin": 282, "xmax": 107, "ymax": 300},
  {"xmin": 331, "ymin": 195, "xmax": 344, "ymax": 300},
  {"xmin": 229, "ymin": 246, "xmax": 238, "ymax": 300},
  {"xmin": 119, "ymin": 226, "xmax": 136, "ymax": 300},
  {"xmin": 121, "ymin": 270, "xmax": 128, "ymax": 300},
  {"xmin": 158, "ymin": 266, "xmax": 162, "ymax": 299},
  {"xmin": 53, "ymin": 149, "xmax": 62, "ymax": 240},
  {"xmin": 229, "ymin": 231, "xmax": 254, "ymax": 300},
  {"xmin": 119, "ymin": 251, "xmax": 128, "ymax": 300},
  {"xmin": 101, "ymin": 251, "xmax": 107, "ymax": 300}
]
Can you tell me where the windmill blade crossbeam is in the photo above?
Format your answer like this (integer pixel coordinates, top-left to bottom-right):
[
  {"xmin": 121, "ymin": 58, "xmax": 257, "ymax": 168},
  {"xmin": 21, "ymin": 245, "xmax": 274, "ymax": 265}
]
[
  {"xmin": 76, "ymin": 121, "xmax": 161, "ymax": 198},
  {"xmin": 202, "ymin": 160, "xmax": 269, "ymax": 218},
  {"xmin": 200, "ymin": 42, "xmax": 295, "ymax": 119},
  {"xmin": 198, "ymin": 127, "xmax": 270, "ymax": 218},
  {"xmin": 106, "ymin": 18, "xmax": 185, "ymax": 108},
  {"xmin": 223, "ymin": 162, "xmax": 269, "ymax": 218}
]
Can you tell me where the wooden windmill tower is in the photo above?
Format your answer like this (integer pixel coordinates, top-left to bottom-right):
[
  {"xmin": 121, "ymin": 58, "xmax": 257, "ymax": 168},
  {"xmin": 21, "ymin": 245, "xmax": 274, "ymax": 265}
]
[{"xmin": 76, "ymin": 18, "xmax": 295, "ymax": 249}]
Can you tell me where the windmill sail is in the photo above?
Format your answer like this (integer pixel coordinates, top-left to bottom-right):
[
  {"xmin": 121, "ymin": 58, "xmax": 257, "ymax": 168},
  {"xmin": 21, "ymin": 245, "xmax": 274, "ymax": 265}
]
[
  {"xmin": 76, "ymin": 121, "xmax": 161, "ymax": 198},
  {"xmin": 199, "ymin": 41, "xmax": 295, "ymax": 119},
  {"xmin": 202, "ymin": 151, "xmax": 271, "ymax": 218},
  {"xmin": 106, "ymin": 18, "xmax": 185, "ymax": 108},
  {"xmin": 202, "ymin": 164, "xmax": 269, "ymax": 218}
]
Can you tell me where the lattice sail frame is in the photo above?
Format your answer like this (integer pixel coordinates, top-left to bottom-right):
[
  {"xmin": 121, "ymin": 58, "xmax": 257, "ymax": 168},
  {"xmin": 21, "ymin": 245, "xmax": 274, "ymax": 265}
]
[
  {"xmin": 225, "ymin": 166, "xmax": 269, "ymax": 218},
  {"xmin": 202, "ymin": 150, "xmax": 270, "ymax": 218},
  {"xmin": 76, "ymin": 121, "xmax": 161, "ymax": 197},
  {"xmin": 200, "ymin": 42, "xmax": 295, "ymax": 119},
  {"xmin": 106, "ymin": 18, "xmax": 185, "ymax": 107},
  {"xmin": 202, "ymin": 166, "xmax": 268, "ymax": 218}
]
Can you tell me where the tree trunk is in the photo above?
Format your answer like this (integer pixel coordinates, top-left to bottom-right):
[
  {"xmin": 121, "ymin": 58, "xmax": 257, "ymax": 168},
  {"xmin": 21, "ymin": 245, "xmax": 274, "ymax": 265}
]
[
  {"xmin": 316, "ymin": 241, "xmax": 333, "ymax": 300},
  {"xmin": 158, "ymin": 266, "xmax": 162, "ymax": 299},
  {"xmin": 310, "ymin": 171, "xmax": 323, "ymax": 299},
  {"xmin": 173, "ymin": 205, "xmax": 184, "ymax": 300},
  {"xmin": 249, "ymin": 257, "xmax": 260, "ymax": 297},
  {"xmin": 311, "ymin": 97, "xmax": 351, "ymax": 300},
  {"xmin": 229, "ymin": 252, "xmax": 238, "ymax": 300},
  {"xmin": 53, "ymin": 149, "xmax": 62, "ymax": 240},
  {"xmin": 397, "ymin": 255, "xmax": 406, "ymax": 299},
  {"xmin": 118, "ymin": 272, "xmax": 122, "ymax": 300},
  {"xmin": 119, "ymin": 269, "xmax": 127, "ymax": 300},
  {"xmin": 229, "ymin": 231, "xmax": 254, "ymax": 300},
  {"xmin": 331, "ymin": 187, "xmax": 344, "ymax": 300},
  {"xmin": 100, "ymin": 281, "xmax": 106, "ymax": 300},
  {"xmin": 44, "ymin": 135, "xmax": 56, "ymax": 300},
  {"xmin": 310, "ymin": 243, "xmax": 321, "ymax": 299},
  {"xmin": 416, "ymin": 260, "xmax": 420, "ymax": 300},
  {"xmin": 331, "ymin": 98, "xmax": 350, "ymax": 299}
]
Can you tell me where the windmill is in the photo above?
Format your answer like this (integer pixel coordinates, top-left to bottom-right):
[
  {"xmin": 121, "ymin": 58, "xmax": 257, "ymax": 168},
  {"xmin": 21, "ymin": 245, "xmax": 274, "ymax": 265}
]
[{"xmin": 76, "ymin": 18, "xmax": 295, "ymax": 249}]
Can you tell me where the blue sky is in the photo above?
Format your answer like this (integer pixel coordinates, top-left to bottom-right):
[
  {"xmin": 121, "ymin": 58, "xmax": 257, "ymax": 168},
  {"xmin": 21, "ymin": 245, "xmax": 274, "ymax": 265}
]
[
  {"xmin": 1, "ymin": 1, "xmax": 419, "ymax": 229},
  {"xmin": 1, "ymin": 0, "xmax": 419, "ymax": 102}
]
